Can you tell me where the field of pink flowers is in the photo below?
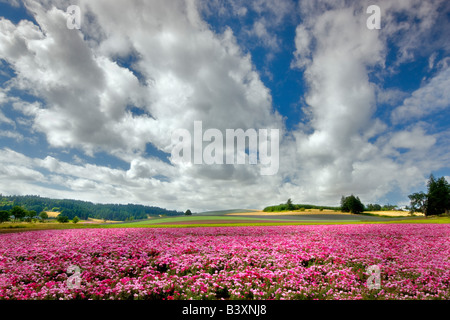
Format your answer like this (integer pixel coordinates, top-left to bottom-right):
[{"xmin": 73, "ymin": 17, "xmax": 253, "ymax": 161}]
[{"xmin": 0, "ymin": 224, "xmax": 449, "ymax": 300}]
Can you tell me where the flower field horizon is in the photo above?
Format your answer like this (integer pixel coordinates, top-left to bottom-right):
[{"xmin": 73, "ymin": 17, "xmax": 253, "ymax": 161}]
[{"xmin": 0, "ymin": 224, "xmax": 449, "ymax": 300}]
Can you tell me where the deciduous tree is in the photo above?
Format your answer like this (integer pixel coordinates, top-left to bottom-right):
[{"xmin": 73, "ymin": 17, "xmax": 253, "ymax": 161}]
[
  {"xmin": 340, "ymin": 195, "xmax": 364, "ymax": 214},
  {"xmin": 408, "ymin": 175, "xmax": 450, "ymax": 216},
  {"xmin": 0, "ymin": 210, "xmax": 10, "ymax": 223},
  {"xmin": 426, "ymin": 175, "xmax": 450, "ymax": 216},
  {"xmin": 11, "ymin": 206, "xmax": 27, "ymax": 222},
  {"xmin": 408, "ymin": 192, "xmax": 427, "ymax": 215},
  {"xmin": 56, "ymin": 215, "xmax": 69, "ymax": 223},
  {"xmin": 39, "ymin": 211, "xmax": 48, "ymax": 222}
]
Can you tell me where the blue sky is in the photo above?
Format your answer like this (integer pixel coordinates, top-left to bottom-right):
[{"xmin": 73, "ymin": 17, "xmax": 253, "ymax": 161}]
[{"xmin": 0, "ymin": 0, "xmax": 449, "ymax": 211}]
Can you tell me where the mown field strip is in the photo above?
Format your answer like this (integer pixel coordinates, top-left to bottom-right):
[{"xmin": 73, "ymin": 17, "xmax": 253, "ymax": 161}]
[{"xmin": 1, "ymin": 216, "xmax": 448, "ymax": 233}]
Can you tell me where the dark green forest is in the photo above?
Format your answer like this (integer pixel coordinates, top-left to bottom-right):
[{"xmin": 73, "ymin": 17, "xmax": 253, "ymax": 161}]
[{"xmin": 0, "ymin": 195, "xmax": 183, "ymax": 221}]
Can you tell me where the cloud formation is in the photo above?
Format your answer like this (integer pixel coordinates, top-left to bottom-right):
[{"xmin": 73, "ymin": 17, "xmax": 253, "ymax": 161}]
[
  {"xmin": 289, "ymin": 0, "xmax": 449, "ymax": 204},
  {"xmin": 391, "ymin": 66, "xmax": 450, "ymax": 123},
  {"xmin": 0, "ymin": 0, "xmax": 449, "ymax": 211}
]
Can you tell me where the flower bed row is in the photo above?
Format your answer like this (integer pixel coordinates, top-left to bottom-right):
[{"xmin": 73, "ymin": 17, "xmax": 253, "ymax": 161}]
[{"xmin": 0, "ymin": 224, "xmax": 449, "ymax": 300}]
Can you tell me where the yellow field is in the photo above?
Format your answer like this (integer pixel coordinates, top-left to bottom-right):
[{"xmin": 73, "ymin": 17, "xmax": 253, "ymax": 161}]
[
  {"xmin": 365, "ymin": 210, "xmax": 424, "ymax": 217},
  {"xmin": 44, "ymin": 211, "xmax": 60, "ymax": 218},
  {"xmin": 43, "ymin": 213, "xmax": 117, "ymax": 223},
  {"xmin": 86, "ymin": 218, "xmax": 118, "ymax": 224}
]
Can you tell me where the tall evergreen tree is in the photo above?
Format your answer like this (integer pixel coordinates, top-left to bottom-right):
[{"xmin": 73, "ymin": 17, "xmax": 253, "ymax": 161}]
[
  {"xmin": 426, "ymin": 175, "xmax": 450, "ymax": 215},
  {"xmin": 408, "ymin": 175, "xmax": 450, "ymax": 216},
  {"xmin": 286, "ymin": 198, "xmax": 294, "ymax": 211}
]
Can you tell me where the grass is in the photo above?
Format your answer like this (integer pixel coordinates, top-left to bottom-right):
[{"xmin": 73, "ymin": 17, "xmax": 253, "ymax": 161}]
[
  {"xmin": 389, "ymin": 215, "xmax": 450, "ymax": 224},
  {"xmin": 104, "ymin": 218, "xmax": 450, "ymax": 229},
  {"xmin": 0, "ymin": 221, "xmax": 103, "ymax": 233},
  {"xmin": 105, "ymin": 222, "xmax": 343, "ymax": 228},
  {"xmin": 195, "ymin": 209, "xmax": 258, "ymax": 215},
  {"xmin": 117, "ymin": 215, "xmax": 293, "ymax": 224},
  {"xmin": 104, "ymin": 215, "xmax": 450, "ymax": 228},
  {"xmin": 1, "ymin": 215, "xmax": 449, "ymax": 233},
  {"xmin": 105, "ymin": 215, "xmax": 305, "ymax": 228}
]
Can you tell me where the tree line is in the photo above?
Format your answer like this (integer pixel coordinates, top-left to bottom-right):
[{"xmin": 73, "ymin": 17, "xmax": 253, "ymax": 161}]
[
  {"xmin": 338, "ymin": 175, "xmax": 449, "ymax": 216},
  {"xmin": 0, "ymin": 195, "xmax": 183, "ymax": 222},
  {"xmin": 407, "ymin": 174, "xmax": 450, "ymax": 216},
  {"xmin": 265, "ymin": 174, "xmax": 449, "ymax": 216},
  {"xmin": 0, "ymin": 206, "xmax": 80, "ymax": 224}
]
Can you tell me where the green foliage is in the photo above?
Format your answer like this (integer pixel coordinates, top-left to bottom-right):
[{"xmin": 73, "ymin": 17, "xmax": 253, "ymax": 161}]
[
  {"xmin": 408, "ymin": 192, "xmax": 427, "ymax": 214},
  {"xmin": 39, "ymin": 211, "xmax": 48, "ymax": 221},
  {"xmin": 263, "ymin": 203, "xmax": 339, "ymax": 212},
  {"xmin": 366, "ymin": 203, "xmax": 382, "ymax": 211},
  {"xmin": 0, "ymin": 195, "xmax": 183, "ymax": 222},
  {"xmin": 185, "ymin": 209, "xmax": 192, "ymax": 216},
  {"xmin": 0, "ymin": 210, "xmax": 10, "ymax": 223},
  {"xmin": 56, "ymin": 215, "xmax": 69, "ymax": 223},
  {"xmin": 286, "ymin": 199, "xmax": 294, "ymax": 211},
  {"xmin": 24, "ymin": 210, "xmax": 37, "ymax": 223},
  {"xmin": 72, "ymin": 216, "xmax": 80, "ymax": 224},
  {"xmin": 366, "ymin": 203, "xmax": 398, "ymax": 211},
  {"xmin": 381, "ymin": 204, "xmax": 398, "ymax": 211},
  {"xmin": 408, "ymin": 175, "xmax": 450, "ymax": 216},
  {"xmin": 340, "ymin": 195, "xmax": 364, "ymax": 214},
  {"xmin": 11, "ymin": 206, "xmax": 27, "ymax": 222},
  {"xmin": 426, "ymin": 175, "xmax": 450, "ymax": 216}
]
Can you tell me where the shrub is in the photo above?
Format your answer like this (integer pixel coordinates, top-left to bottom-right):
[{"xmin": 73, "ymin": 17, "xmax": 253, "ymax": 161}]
[
  {"xmin": 39, "ymin": 211, "xmax": 48, "ymax": 222},
  {"xmin": 56, "ymin": 215, "xmax": 69, "ymax": 223},
  {"xmin": 0, "ymin": 210, "xmax": 10, "ymax": 223}
]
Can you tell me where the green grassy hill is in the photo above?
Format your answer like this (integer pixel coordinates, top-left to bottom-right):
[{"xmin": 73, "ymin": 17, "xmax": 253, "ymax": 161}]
[{"xmin": 194, "ymin": 209, "xmax": 258, "ymax": 216}]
